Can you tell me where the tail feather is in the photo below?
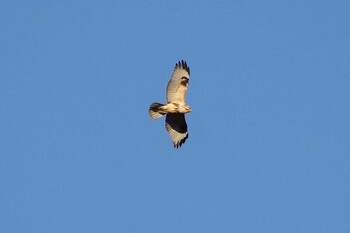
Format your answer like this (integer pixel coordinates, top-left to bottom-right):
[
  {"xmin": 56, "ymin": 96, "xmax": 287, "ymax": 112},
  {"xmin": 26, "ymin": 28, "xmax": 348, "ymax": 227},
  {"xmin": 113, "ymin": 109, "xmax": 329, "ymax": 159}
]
[{"xmin": 149, "ymin": 102, "xmax": 166, "ymax": 119}]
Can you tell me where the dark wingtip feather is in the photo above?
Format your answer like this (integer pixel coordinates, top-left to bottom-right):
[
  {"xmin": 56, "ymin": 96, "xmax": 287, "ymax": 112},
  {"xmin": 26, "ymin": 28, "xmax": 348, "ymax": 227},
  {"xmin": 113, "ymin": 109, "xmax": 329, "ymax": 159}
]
[
  {"xmin": 175, "ymin": 60, "xmax": 190, "ymax": 76},
  {"xmin": 173, "ymin": 133, "xmax": 189, "ymax": 148}
]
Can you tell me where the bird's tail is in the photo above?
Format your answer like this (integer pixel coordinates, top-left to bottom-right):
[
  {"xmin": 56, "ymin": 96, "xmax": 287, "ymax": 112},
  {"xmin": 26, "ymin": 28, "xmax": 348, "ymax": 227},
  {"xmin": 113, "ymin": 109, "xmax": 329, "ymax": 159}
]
[{"xmin": 149, "ymin": 102, "xmax": 166, "ymax": 119}]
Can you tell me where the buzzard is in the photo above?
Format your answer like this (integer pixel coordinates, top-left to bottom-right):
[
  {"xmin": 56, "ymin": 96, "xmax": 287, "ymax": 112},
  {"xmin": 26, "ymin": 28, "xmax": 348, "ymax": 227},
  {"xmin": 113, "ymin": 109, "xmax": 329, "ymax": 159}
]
[{"xmin": 149, "ymin": 60, "xmax": 192, "ymax": 148}]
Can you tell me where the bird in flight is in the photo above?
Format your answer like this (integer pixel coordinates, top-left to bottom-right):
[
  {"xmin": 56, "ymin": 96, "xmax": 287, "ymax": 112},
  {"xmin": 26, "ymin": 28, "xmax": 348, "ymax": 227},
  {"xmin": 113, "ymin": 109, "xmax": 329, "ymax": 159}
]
[{"xmin": 149, "ymin": 60, "xmax": 192, "ymax": 148}]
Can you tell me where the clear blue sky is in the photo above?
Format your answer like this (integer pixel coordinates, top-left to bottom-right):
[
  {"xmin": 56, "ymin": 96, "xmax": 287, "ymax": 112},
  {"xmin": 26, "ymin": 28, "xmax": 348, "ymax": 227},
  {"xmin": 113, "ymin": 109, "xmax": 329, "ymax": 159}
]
[{"xmin": 1, "ymin": 1, "xmax": 349, "ymax": 232}]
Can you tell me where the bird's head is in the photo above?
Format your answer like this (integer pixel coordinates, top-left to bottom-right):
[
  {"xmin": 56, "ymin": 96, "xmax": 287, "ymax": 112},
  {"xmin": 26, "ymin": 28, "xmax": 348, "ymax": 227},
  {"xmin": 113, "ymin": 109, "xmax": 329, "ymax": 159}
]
[{"xmin": 185, "ymin": 105, "xmax": 192, "ymax": 113}]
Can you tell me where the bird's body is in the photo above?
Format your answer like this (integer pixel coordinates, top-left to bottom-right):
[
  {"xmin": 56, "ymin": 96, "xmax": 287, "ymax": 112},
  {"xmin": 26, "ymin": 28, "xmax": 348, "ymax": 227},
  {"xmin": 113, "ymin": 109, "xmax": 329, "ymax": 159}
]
[
  {"xmin": 149, "ymin": 60, "xmax": 191, "ymax": 148},
  {"xmin": 149, "ymin": 102, "xmax": 191, "ymax": 117}
]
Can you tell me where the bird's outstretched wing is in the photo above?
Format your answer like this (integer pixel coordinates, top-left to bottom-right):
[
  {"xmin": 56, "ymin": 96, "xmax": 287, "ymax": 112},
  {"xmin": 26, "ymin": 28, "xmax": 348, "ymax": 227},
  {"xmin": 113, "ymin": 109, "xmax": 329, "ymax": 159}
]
[
  {"xmin": 166, "ymin": 60, "xmax": 190, "ymax": 104},
  {"xmin": 165, "ymin": 113, "xmax": 188, "ymax": 148}
]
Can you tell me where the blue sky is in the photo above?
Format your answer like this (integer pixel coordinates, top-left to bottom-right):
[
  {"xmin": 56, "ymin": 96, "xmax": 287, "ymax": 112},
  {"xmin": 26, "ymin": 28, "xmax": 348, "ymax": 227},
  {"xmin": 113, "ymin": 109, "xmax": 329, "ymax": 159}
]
[{"xmin": 1, "ymin": 0, "xmax": 349, "ymax": 232}]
